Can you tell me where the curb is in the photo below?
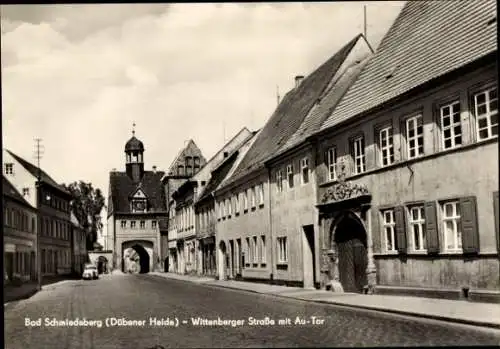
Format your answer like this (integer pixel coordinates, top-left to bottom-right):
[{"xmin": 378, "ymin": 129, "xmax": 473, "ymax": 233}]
[{"xmin": 149, "ymin": 273, "xmax": 500, "ymax": 330}]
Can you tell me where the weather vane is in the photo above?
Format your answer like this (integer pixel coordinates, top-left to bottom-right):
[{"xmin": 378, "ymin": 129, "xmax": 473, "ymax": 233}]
[{"xmin": 132, "ymin": 121, "xmax": 136, "ymax": 136}]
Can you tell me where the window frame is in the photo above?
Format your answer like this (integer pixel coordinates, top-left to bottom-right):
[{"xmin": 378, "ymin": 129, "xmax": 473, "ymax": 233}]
[
  {"xmin": 408, "ymin": 205, "xmax": 426, "ymax": 252},
  {"xmin": 261, "ymin": 235, "xmax": 266, "ymax": 263},
  {"xmin": 286, "ymin": 164, "xmax": 294, "ymax": 189},
  {"xmin": 381, "ymin": 209, "xmax": 396, "ymax": 252},
  {"xmin": 276, "ymin": 170, "xmax": 283, "ymax": 193},
  {"xmin": 473, "ymin": 86, "xmax": 498, "ymax": 141},
  {"xmin": 277, "ymin": 236, "xmax": 288, "ymax": 263},
  {"xmin": 327, "ymin": 147, "xmax": 337, "ymax": 181},
  {"xmin": 439, "ymin": 100, "xmax": 463, "ymax": 150},
  {"xmin": 4, "ymin": 163, "xmax": 14, "ymax": 175},
  {"xmin": 351, "ymin": 136, "xmax": 366, "ymax": 174},
  {"xmin": 378, "ymin": 125, "xmax": 395, "ymax": 167},
  {"xmin": 300, "ymin": 157, "xmax": 310, "ymax": 185},
  {"xmin": 258, "ymin": 183, "xmax": 264, "ymax": 206},
  {"xmin": 405, "ymin": 113, "xmax": 424, "ymax": 159},
  {"xmin": 441, "ymin": 200, "xmax": 462, "ymax": 252}
]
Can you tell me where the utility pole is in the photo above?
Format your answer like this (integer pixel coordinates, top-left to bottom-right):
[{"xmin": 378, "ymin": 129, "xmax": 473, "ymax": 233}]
[
  {"xmin": 363, "ymin": 5, "xmax": 367, "ymax": 41},
  {"xmin": 34, "ymin": 138, "xmax": 44, "ymax": 291}
]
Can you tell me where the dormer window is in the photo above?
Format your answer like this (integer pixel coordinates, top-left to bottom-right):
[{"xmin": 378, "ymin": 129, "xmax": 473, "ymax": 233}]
[{"xmin": 131, "ymin": 200, "xmax": 147, "ymax": 212}]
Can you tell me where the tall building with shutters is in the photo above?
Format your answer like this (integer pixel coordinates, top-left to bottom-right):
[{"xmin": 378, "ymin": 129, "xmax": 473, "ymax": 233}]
[{"xmin": 313, "ymin": 0, "xmax": 498, "ymax": 301}]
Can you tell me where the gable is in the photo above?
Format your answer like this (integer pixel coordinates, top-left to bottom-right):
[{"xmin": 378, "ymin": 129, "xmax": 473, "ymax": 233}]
[{"xmin": 131, "ymin": 188, "xmax": 147, "ymax": 199}]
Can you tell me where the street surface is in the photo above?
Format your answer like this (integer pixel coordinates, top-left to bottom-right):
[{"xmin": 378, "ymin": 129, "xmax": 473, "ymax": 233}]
[{"xmin": 5, "ymin": 273, "xmax": 500, "ymax": 348}]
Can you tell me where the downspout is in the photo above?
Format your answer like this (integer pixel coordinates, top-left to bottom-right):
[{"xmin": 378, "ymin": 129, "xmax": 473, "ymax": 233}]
[{"xmin": 266, "ymin": 166, "xmax": 274, "ymax": 283}]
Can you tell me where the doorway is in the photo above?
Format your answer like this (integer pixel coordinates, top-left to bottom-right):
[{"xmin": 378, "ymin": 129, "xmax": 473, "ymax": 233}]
[
  {"xmin": 333, "ymin": 212, "xmax": 368, "ymax": 293},
  {"xmin": 303, "ymin": 225, "xmax": 316, "ymax": 289}
]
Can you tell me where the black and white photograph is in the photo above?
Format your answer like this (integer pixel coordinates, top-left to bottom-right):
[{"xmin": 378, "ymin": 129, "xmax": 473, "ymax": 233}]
[{"xmin": 2, "ymin": 1, "xmax": 499, "ymax": 348}]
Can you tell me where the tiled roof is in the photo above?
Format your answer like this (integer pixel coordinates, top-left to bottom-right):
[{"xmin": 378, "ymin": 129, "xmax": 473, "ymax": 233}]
[
  {"xmin": 274, "ymin": 55, "xmax": 371, "ymax": 159},
  {"xmin": 196, "ymin": 150, "xmax": 240, "ymax": 204},
  {"xmin": 3, "ymin": 175, "xmax": 32, "ymax": 207},
  {"xmin": 224, "ymin": 34, "xmax": 362, "ymax": 186},
  {"xmin": 321, "ymin": 0, "xmax": 498, "ymax": 130},
  {"xmin": 216, "ymin": 130, "xmax": 260, "ymax": 191},
  {"xmin": 6, "ymin": 149, "xmax": 70, "ymax": 196},
  {"xmin": 108, "ymin": 171, "xmax": 167, "ymax": 214}
]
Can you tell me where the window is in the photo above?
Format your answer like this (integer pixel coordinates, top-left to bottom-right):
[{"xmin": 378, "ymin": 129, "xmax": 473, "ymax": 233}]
[
  {"xmin": 253, "ymin": 236, "xmax": 258, "ymax": 263},
  {"xmin": 474, "ymin": 87, "xmax": 498, "ymax": 140},
  {"xmin": 227, "ymin": 198, "xmax": 232, "ymax": 217},
  {"xmin": 177, "ymin": 165, "xmax": 185, "ymax": 176},
  {"xmin": 442, "ymin": 201, "xmax": 462, "ymax": 251},
  {"xmin": 382, "ymin": 210, "xmax": 396, "ymax": 252},
  {"xmin": 327, "ymin": 147, "xmax": 337, "ymax": 181},
  {"xmin": 277, "ymin": 237, "xmax": 288, "ymax": 263},
  {"xmin": 234, "ymin": 194, "xmax": 240, "ymax": 214},
  {"xmin": 130, "ymin": 221, "xmax": 136, "ymax": 229},
  {"xmin": 276, "ymin": 170, "xmax": 283, "ymax": 193},
  {"xmin": 152, "ymin": 221, "xmax": 157, "ymax": 229},
  {"xmin": 379, "ymin": 126, "xmax": 394, "ymax": 166},
  {"xmin": 22, "ymin": 188, "xmax": 30, "ymax": 197},
  {"xmin": 258, "ymin": 184, "xmax": 264, "ymax": 206},
  {"xmin": 140, "ymin": 221, "xmax": 145, "ymax": 229},
  {"xmin": 261, "ymin": 235, "xmax": 266, "ymax": 263},
  {"xmin": 406, "ymin": 114, "xmax": 424, "ymax": 159},
  {"xmin": 243, "ymin": 190, "xmax": 248, "ymax": 211},
  {"xmin": 440, "ymin": 101, "xmax": 462, "ymax": 150},
  {"xmin": 246, "ymin": 237, "xmax": 252, "ymax": 264},
  {"xmin": 251, "ymin": 187, "xmax": 256, "ymax": 208},
  {"xmin": 4, "ymin": 163, "xmax": 13, "ymax": 175},
  {"xmin": 351, "ymin": 136, "xmax": 366, "ymax": 174},
  {"xmin": 194, "ymin": 156, "xmax": 200, "ymax": 173},
  {"xmin": 286, "ymin": 164, "xmax": 294, "ymax": 189},
  {"xmin": 409, "ymin": 206, "xmax": 426, "ymax": 251},
  {"xmin": 301, "ymin": 158, "xmax": 309, "ymax": 184}
]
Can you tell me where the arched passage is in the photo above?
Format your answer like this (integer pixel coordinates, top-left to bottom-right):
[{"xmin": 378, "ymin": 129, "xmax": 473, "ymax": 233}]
[
  {"xmin": 122, "ymin": 240, "xmax": 153, "ymax": 274},
  {"xmin": 97, "ymin": 256, "xmax": 108, "ymax": 274},
  {"xmin": 331, "ymin": 211, "xmax": 368, "ymax": 293},
  {"xmin": 218, "ymin": 241, "xmax": 227, "ymax": 280}
]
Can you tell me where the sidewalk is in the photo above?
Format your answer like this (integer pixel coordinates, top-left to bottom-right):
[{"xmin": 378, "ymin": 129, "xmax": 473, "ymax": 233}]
[
  {"xmin": 4, "ymin": 275, "xmax": 80, "ymax": 304},
  {"xmin": 150, "ymin": 272, "xmax": 500, "ymax": 329}
]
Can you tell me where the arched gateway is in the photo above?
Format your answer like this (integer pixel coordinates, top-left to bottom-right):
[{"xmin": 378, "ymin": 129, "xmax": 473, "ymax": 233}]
[
  {"xmin": 122, "ymin": 240, "xmax": 154, "ymax": 274},
  {"xmin": 317, "ymin": 178, "xmax": 376, "ymax": 294},
  {"xmin": 330, "ymin": 211, "xmax": 368, "ymax": 293}
]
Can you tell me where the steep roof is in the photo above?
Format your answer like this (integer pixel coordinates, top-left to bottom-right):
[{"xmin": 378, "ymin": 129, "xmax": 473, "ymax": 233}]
[
  {"xmin": 6, "ymin": 149, "xmax": 70, "ymax": 196},
  {"xmin": 3, "ymin": 175, "xmax": 32, "ymax": 208},
  {"xmin": 108, "ymin": 170, "xmax": 166, "ymax": 215},
  {"xmin": 224, "ymin": 34, "xmax": 362, "ymax": 186},
  {"xmin": 166, "ymin": 139, "xmax": 205, "ymax": 176},
  {"xmin": 272, "ymin": 43, "xmax": 372, "ymax": 160},
  {"xmin": 321, "ymin": 0, "xmax": 498, "ymax": 130},
  {"xmin": 124, "ymin": 136, "xmax": 144, "ymax": 152},
  {"xmin": 196, "ymin": 131, "xmax": 258, "ymax": 203}
]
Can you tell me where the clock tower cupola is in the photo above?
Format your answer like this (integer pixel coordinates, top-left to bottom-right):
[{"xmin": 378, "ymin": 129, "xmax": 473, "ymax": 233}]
[{"xmin": 125, "ymin": 122, "xmax": 145, "ymax": 182}]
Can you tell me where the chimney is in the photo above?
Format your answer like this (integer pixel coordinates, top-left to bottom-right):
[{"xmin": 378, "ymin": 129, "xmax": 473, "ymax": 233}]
[
  {"xmin": 152, "ymin": 166, "xmax": 157, "ymax": 173},
  {"xmin": 223, "ymin": 151, "xmax": 229, "ymax": 158},
  {"xmin": 295, "ymin": 75, "xmax": 304, "ymax": 88}
]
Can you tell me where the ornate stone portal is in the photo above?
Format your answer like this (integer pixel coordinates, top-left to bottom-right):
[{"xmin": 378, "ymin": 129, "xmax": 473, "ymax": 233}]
[{"xmin": 317, "ymin": 178, "xmax": 376, "ymax": 294}]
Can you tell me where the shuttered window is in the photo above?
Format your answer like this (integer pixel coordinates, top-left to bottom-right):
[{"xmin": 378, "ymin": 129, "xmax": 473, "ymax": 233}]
[
  {"xmin": 424, "ymin": 201, "xmax": 439, "ymax": 254},
  {"xmin": 494, "ymin": 192, "xmax": 499, "ymax": 253},
  {"xmin": 394, "ymin": 206, "xmax": 407, "ymax": 253},
  {"xmin": 459, "ymin": 196, "xmax": 479, "ymax": 254}
]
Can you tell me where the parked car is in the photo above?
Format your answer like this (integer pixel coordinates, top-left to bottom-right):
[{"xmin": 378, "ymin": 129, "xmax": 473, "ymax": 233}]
[{"xmin": 82, "ymin": 264, "xmax": 98, "ymax": 280}]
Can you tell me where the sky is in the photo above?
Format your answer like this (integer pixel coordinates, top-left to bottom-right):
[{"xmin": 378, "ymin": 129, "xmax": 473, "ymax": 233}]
[{"xmin": 1, "ymin": 2, "xmax": 405, "ymax": 242}]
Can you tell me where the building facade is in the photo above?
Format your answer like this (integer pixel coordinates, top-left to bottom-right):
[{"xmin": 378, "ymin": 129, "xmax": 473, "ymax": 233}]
[
  {"xmin": 172, "ymin": 128, "xmax": 253, "ymax": 275},
  {"xmin": 4, "ymin": 149, "xmax": 73, "ymax": 277},
  {"xmin": 3, "ymin": 176, "xmax": 37, "ymax": 284},
  {"xmin": 313, "ymin": 0, "xmax": 498, "ymax": 299},
  {"xmin": 70, "ymin": 212, "xmax": 88, "ymax": 275},
  {"xmin": 214, "ymin": 34, "xmax": 371, "ymax": 287},
  {"xmin": 162, "ymin": 139, "xmax": 206, "ymax": 273},
  {"xmin": 107, "ymin": 130, "xmax": 167, "ymax": 273}
]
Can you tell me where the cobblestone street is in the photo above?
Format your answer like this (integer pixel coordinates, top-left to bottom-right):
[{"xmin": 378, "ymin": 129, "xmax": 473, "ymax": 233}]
[{"xmin": 4, "ymin": 273, "xmax": 500, "ymax": 348}]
